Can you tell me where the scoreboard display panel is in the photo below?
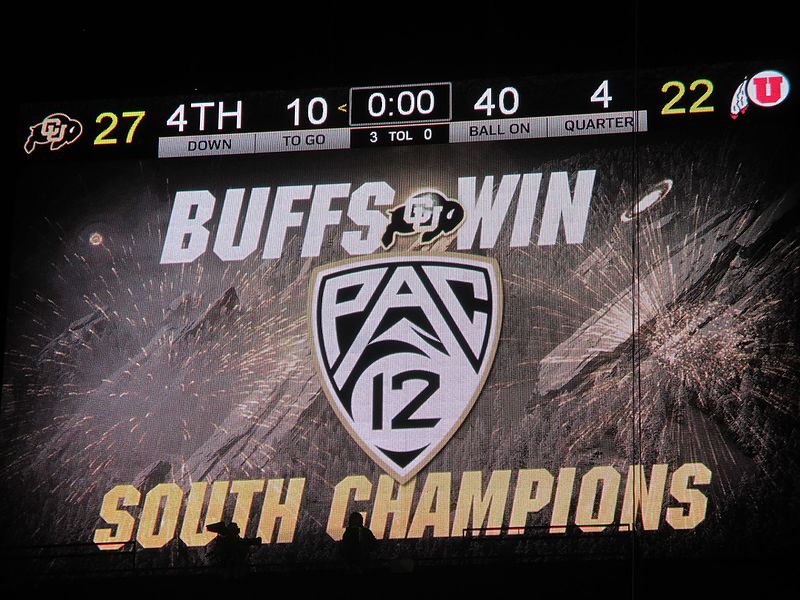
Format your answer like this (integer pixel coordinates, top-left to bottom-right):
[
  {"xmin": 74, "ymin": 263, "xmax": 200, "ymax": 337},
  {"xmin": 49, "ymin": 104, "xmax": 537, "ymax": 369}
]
[{"xmin": 3, "ymin": 19, "xmax": 799, "ymax": 586}]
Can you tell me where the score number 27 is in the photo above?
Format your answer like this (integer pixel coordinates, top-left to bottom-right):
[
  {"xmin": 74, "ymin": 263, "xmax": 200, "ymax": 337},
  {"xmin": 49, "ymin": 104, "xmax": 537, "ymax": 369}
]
[{"xmin": 94, "ymin": 111, "xmax": 146, "ymax": 145}]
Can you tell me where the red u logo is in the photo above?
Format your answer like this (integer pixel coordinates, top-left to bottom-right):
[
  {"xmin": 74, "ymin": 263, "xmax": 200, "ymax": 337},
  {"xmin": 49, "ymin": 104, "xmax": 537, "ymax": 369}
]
[{"xmin": 752, "ymin": 75, "xmax": 784, "ymax": 104}]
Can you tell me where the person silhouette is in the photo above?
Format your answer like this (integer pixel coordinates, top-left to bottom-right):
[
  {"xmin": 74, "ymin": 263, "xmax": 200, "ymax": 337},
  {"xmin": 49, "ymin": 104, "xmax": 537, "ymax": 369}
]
[
  {"xmin": 207, "ymin": 521, "xmax": 261, "ymax": 579},
  {"xmin": 339, "ymin": 511, "xmax": 377, "ymax": 572}
]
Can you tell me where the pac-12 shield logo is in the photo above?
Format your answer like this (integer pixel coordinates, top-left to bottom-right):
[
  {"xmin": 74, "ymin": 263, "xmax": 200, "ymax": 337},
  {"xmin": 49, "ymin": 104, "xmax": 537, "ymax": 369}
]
[{"xmin": 309, "ymin": 254, "xmax": 503, "ymax": 483}]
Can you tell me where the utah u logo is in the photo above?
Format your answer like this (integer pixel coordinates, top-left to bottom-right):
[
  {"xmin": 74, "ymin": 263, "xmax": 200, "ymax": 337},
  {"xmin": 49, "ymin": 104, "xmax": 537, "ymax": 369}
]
[
  {"xmin": 730, "ymin": 69, "xmax": 790, "ymax": 119},
  {"xmin": 309, "ymin": 254, "xmax": 502, "ymax": 483},
  {"xmin": 748, "ymin": 70, "xmax": 789, "ymax": 107}
]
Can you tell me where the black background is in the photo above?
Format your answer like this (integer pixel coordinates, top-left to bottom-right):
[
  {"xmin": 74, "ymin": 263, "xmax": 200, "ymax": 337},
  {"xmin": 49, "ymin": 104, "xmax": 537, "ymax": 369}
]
[
  {"xmin": 5, "ymin": 4, "xmax": 799, "ymax": 596},
  {"xmin": 10, "ymin": 5, "xmax": 796, "ymax": 102}
]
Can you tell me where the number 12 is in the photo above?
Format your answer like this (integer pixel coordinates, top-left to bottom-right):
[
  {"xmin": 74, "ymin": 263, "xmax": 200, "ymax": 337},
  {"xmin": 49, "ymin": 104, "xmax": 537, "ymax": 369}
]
[{"xmin": 372, "ymin": 370, "xmax": 441, "ymax": 430}]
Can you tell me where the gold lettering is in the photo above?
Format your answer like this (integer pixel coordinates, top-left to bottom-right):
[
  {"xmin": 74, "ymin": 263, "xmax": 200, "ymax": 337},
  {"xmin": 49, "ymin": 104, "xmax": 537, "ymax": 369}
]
[
  {"xmin": 666, "ymin": 463, "xmax": 711, "ymax": 530},
  {"xmin": 452, "ymin": 470, "xmax": 512, "ymax": 536},
  {"xmin": 550, "ymin": 467, "xmax": 576, "ymax": 533},
  {"xmin": 369, "ymin": 474, "xmax": 415, "ymax": 539},
  {"xmin": 619, "ymin": 464, "xmax": 668, "ymax": 531},
  {"xmin": 94, "ymin": 484, "xmax": 140, "ymax": 550},
  {"xmin": 326, "ymin": 475, "xmax": 373, "ymax": 541},
  {"xmin": 230, "ymin": 479, "xmax": 265, "ymax": 536},
  {"xmin": 508, "ymin": 468, "xmax": 554, "ymax": 534},
  {"xmin": 407, "ymin": 472, "xmax": 452, "ymax": 539},
  {"xmin": 257, "ymin": 477, "xmax": 306, "ymax": 544},
  {"xmin": 179, "ymin": 480, "xmax": 229, "ymax": 546},
  {"xmin": 137, "ymin": 483, "xmax": 183, "ymax": 549},
  {"xmin": 575, "ymin": 466, "xmax": 620, "ymax": 533}
]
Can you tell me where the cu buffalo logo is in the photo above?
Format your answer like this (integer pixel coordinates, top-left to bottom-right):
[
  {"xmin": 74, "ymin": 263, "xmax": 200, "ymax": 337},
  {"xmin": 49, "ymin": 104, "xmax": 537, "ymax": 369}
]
[
  {"xmin": 24, "ymin": 113, "xmax": 83, "ymax": 154},
  {"xmin": 730, "ymin": 70, "xmax": 790, "ymax": 119},
  {"xmin": 309, "ymin": 254, "xmax": 502, "ymax": 483},
  {"xmin": 381, "ymin": 190, "xmax": 465, "ymax": 249}
]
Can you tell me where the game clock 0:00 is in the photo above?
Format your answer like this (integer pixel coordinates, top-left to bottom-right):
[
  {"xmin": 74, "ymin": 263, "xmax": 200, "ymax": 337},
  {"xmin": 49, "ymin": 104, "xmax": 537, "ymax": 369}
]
[{"xmin": 349, "ymin": 83, "xmax": 451, "ymax": 126}]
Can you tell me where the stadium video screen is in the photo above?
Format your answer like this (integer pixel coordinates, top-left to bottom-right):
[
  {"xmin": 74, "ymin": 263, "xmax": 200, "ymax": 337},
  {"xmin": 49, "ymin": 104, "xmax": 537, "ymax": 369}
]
[{"xmin": 4, "ymin": 60, "xmax": 798, "ymax": 569}]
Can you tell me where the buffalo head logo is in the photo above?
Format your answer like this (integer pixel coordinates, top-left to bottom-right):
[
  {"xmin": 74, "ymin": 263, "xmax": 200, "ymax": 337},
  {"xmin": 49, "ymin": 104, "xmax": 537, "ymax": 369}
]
[
  {"xmin": 381, "ymin": 190, "xmax": 465, "ymax": 250},
  {"xmin": 24, "ymin": 113, "xmax": 83, "ymax": 154}
]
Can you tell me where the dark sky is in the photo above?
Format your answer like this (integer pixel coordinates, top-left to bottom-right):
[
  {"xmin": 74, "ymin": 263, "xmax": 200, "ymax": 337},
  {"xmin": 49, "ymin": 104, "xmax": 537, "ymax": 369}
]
[{"xmin": 11, "ymin": 6, "xmax": 796, "ymax": 102}]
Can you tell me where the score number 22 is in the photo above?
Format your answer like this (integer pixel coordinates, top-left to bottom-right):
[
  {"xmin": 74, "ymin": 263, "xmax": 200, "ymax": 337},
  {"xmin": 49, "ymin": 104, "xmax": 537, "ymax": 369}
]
[{"xmin": 661, "ymin": 79, "xmax": 714, "ymax": 115}]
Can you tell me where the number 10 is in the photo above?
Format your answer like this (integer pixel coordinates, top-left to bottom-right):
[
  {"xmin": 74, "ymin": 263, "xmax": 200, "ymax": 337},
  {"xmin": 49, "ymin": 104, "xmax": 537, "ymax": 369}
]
[{"xmin": 287, "ymin": 97, "xmax": 328, "ymax": 126}]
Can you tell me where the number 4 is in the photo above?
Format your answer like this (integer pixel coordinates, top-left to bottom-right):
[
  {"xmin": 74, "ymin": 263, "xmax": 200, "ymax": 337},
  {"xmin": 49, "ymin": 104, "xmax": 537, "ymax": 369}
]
[
  {"xmin": 474, "ymin": 88, "xmax": 496, "ymax": 116},
  {"xmin": 591, "ymin": 80, "xmax": 612, "ymax": 109},
  {"xmin": 167, "ymin": 104, "xmax": 188, "ymax": 132}
]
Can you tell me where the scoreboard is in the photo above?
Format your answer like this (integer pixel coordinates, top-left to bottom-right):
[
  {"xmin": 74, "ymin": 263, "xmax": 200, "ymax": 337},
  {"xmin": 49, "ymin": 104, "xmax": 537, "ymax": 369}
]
[
  {"xmin": 19, "ymin": 70, "xmax": 751, "ymax": 158},
  {"xmin": 4, "ymin": 14, "xmax": 799, "ymax": 587}
]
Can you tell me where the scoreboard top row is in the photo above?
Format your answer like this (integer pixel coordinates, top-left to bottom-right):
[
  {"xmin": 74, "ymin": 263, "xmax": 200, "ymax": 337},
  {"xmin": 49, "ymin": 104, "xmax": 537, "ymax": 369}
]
[{"xmin": 17, "ymin": 63, "xmax": 796, "ymax": 160}]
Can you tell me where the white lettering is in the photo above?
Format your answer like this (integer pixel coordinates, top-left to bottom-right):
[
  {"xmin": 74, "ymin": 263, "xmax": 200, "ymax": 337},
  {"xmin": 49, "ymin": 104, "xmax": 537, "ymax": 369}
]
[
  {"xmin": 456, "ymin": 175, "xmax": 520, "ymax": 250},
  {"xmin": 537, "ymin": 170, "xmax": 596, "ymax": 245},
  {"xmin": 160, "ymin": 190, "xmax": 216, "ymax": 264},
  {"xmin": 213, "ymin": 188, "xmax": 270, "ymax": 261},
  {"xmin": 217, "ymin": 101, "xmax": 243, "ymax": 130},
  {"xmin": 509, "ymin": 173, "xmax": 543, "ymax": 247},
  {"xmin": 341, "ymin": 182, "xmax": 394, "ymax": 256},
  {"xmin": 158, "ymin": 170, "xmax": 597, "ymax": 263},
  {"xmin": 302, "ymin": 184, "xmax": 348, "ymax": 257},
  {"xmin": 262, "ymin": 185, "xmax": 312, "ymax": 259}
]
